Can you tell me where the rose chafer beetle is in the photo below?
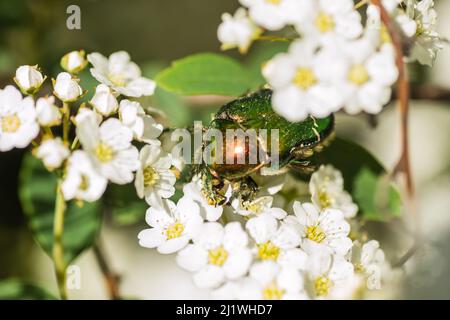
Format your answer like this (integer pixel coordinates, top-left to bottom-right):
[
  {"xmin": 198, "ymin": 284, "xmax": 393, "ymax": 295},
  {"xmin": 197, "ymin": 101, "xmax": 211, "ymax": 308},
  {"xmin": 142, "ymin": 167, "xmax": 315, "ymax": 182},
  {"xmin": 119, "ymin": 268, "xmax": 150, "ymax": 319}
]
[{"xmin": 194, "ymin": 89, "xmax": 335, "ymax": 206}]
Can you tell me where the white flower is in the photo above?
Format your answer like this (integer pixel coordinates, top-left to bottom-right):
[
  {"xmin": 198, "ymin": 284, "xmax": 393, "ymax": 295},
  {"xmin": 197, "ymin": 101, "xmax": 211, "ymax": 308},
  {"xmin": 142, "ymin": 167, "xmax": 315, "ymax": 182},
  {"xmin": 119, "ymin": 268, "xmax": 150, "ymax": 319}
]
[
  {"xmin": 0, "ymin": 86, "xmax": 39, "ymax": 152},
  {"xmin": 135, "ymin": 144, "xmax": 176, "ymax": 207},
  {"xmin": 176, "ymin": 222, "xmax": 252, "ymax": 289},
  {"xmin": 240, "ymin": 0, "xmax": 312, "ymax": 31},
  {"xmin": 337, "ymin": 39, "xmax": 398, "ymax": 115},
  {"xmin": 76, "ymin": 115, "xmax": 139, "ymax": 184},
  {"xmin": 246, "ymin": 213, "xmax": 307, "ymax": 269},
  {"xmin": 90, "ymin": 84, "xmax": 118, "ymax": 116},
  {"xmin": 309, "ymin": 165, "xmax": 357, "ymax": 218},
  {"xmin": 35, "ymin": 138, "xmax": 69, "ymax": 170},
  {"xmin": 183, "ymin": 179, "xmax": 226, "ymax": 222},
  {"xmin": 118, "ymin": 99, "xmax": 163, "ymax": 145},
  {"xmin": 294, "ymin": 0, "xmax": 363, "ymax": 42},
  {"xmin": 351, "ymin": 240, "xmax": 386, "ymax": 290},
  {"xmin": 305, "ymin": 243, "xmax": 354, "ymax": 298},
  {"xmin": 290, "ymin": 201, "xmax": 352, "ymax": 255},
  {"xmin": 238, "ymin": 261, "xmax": 308, "ymax": 300},
  {"xmin": 14, "ymin": 65, "xmax": 45, "ymax": 94},
  {"xmin": 74, "ymin": 107, "xmax": 102, "ymax": 126},
  {"xmin": 53, "ymin": 72, "xmax": 83, "ymax": 102},
  {"xmin": 138, "ymin": 197, "xmax": 203, "ymax": 254},
  {"xmin": 217, "ymin": 8, "xmax": 261, "ymax": 54},
  {"xmin": 61, "ymin": 150, "xmax": 108, "ymax": 202},
  {"xmin": 232, "ymin": 196, "xmax": 287, "ymax": 219},
  {"xmin": 263, "ymin": 39, "xmax": 344, "ymax": 122},
  {"xmin": 87, "ymin": 51, "xmax": 156, "ymax": 97},
  {"xmin": 60, "ymin": 50, "xmax": 88, "ymax": 73},
  {"xmin": 35, "ymin": 96, "xmax": 61, "ymax": 127}
]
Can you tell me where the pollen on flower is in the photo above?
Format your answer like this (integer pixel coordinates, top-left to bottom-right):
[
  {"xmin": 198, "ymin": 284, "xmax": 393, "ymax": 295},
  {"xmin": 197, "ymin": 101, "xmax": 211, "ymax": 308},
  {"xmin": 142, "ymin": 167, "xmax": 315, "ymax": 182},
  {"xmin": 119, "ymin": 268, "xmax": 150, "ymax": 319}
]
[
  {"xmin": 355, "ymin": 263, "xmax": 365, "ymax": 273},
  {"xmin": 79, "ymin": 175, "xmax": 90, "ymax": 191},
  {"xmin": 143, "ymin": 165, "xmax": 160, "ymax": 187},
  {"xmin": 314, "ymin": 276, "xmax": 333, "ymax": 297},
  {"xmin": 293, "ymin": 68, "xmax": 317, "ymax": 90},
  {"xmin": 208, "ymin": 246, "xmax": 229, "ymax": 266},
  {"xmin": 165, "ymin": 222, "xmax": 184, "ymax": 240},
  {"xmin": 108, "ymin": 73, "xmax": 126, "ymax": 87},
  {"xmin": 263, "ymin": 283, "xmax": 285, "ymax": 300},
  {"xmin": 305, "ymin": 225, "xmax": 326, "ymax": 243},
  {"xmin": 1, "ymin": 115, "xmax": 21, "ymax": 133},
  {"xmin": 243, "ymin": 200, "xmax": 263, "ymax": 214},
  {"xmin": 95, "ymin": 142, "xmax": 114, "ymax": 163},
  {"xmin": 317, "ymin": 188, "xmax": 333, "ymax": 208},
  {"xmin": 315, "ymin": 12, "xmax": 335, "ymax": 33},
  {"xmin": 348, "ymin": 64, "xmax": 369, "ymax": 86},
  {"xmin": 258, "ymin": 241, "xmax": 280, "ymax": 261},
  {"xmin": 265, "ymin": 0, "xmax": 281, "ymax": 5}
]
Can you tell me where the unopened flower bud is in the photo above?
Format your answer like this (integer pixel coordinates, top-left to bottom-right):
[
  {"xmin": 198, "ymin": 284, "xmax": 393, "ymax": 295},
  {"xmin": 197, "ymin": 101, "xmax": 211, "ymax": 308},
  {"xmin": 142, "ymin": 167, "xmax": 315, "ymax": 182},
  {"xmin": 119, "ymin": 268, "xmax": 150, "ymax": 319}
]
[
  {"xmin": 61, "ymin": 50, "xmax": 88, "ymax": 74},
  {"xmin": 90, "ymin": 84, "xmax": 118, "ymax": 116},
  {"xmin": 36, "ymin": 96, "xmax": 61, "ymax": 126},
  {"xmin": 53, "ymin": 72, "xmax": 83, "ymax": 102},
  {"xmin": 14, "ymin": 65, "xmax": 45, "ymax": 94}
]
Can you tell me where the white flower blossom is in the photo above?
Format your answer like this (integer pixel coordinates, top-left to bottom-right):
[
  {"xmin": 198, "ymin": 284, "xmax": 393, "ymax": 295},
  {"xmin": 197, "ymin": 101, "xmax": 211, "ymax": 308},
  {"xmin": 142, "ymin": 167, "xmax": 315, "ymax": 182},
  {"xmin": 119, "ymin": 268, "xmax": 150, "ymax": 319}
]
[
  {"xmin": 135, "ymin": 144, "xmax": 176, "ymax": 207},
  {"xmin": 263, "ymin": 39, "xmax": 344, "ymax": 122},
  {"xmin": 183, "ymin": 179, "xmax": 227, "ymax": 222},
  {"xmin": 217, "ymin": 8, "xmax": 261, "ymax": 54},
  {"xmin": 238, "ymin": 261, "xmax": 308, "ymax": 300},
  {"xmin": 138, "ymin": 197, "xmax": 203, "ymax": 254},
  {"xmin": 90, "ymin": 84, "xmax": 118, "ymax": 116},
  {"xmin": 76, "ymin": 115, "xmax": 139, "ymax": 184},
  {"xmin": 309, "ymin": 165, "xmax": 357, "ymax": 218},
  {"xmin": 87, "ymin": 51, "xmax": 156, "ymax": 97},
  {"xmin": 0, "ymin": 86, "xmax": 39, "ymax": 151},
  {"xmin": 74, "ymin": 107, "xmax": 103, "ymax": 126},
  {"xmin": 232, "ymin": 195, "xmax": 287, "ymax": 219},
  {"xmin": 246, "ymin": 213, "xmax": 307, "ymax": 268},
  {"xmin": 61, "ymin": 150, "xmax": 108, "ymax": 202},
  {"xmin": 240, "ymin": 0, "xmax": 312, "ymax": 31},
  {"xmin": 176, "ymin": 222, "xmax": 252, "ymax": 288},
  {"xmin": 60, "ymin": 50, "xmax": 88, "ymax": 74},
  {"xmin": 290, "ymin": 201, "xmax": 352, "ymax": 255},
  {"xmin": 118, "ymin": 99, "xmax": 163, "ymax": 145},
  {"xmin": 14, "ymin": 65, "xmax": 45, "ymax": 94},
  {"xmin": 350, "ymin": 240, "xmax": 386, "ymax": 290},
  {"xmin": 35, "ymin": 96, "xmax": 61, "ymax": 127},
  {"xmin": 35, "ymin": 138, "xmax": 69, "ymax": 171},
  {"xmin": 294, "ymin": 0, "xmax": 363, "ymax": 42},
  {"xmin": 305, "ymin": 243, "xmax": 354, "ymax": 298},
  {"xmin": 53, "ymin": 72, "xmax": 83, "ymax": 102}
]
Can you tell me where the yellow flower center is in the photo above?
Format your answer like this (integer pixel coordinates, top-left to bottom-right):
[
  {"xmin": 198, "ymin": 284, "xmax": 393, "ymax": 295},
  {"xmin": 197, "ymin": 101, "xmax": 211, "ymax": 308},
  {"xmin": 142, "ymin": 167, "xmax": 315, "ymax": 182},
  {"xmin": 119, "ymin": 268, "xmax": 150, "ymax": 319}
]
[
  {"xmin": 293, "ymin": 68, "xmax": 317, "ymax": 90},
  {"xmin": 95, "ymin": 142, "xmax": 114, "ymax": 163},
  {"xmin": 165, "ymin": 222, "xmax": 184, "ymax": 240},
  {"xmin": 79, "ymin": 175, "xmax": 90, "ymax": 191},
  {"xmin": 348, "ymin": 64, "xmax": 370, "ymax": 85},
  {"xmin": 143, "ymin": 165, "xmax": 159, "ymax": 187},
  {"xmin": 208, "ymin": 246, "xmax": 229, "ymax": 266},
  {"xmin": 1, "ymin": 115, "xmax": 21, "ymax": 133},
  {"xmin": 380, "ymin": 25, "xmax": 391, "ymax": 44},
  {"xmin": 265, "ymin": 0, "xmax": 281, "ymax": 4},
  {"xmin": 317, "ymin": 188, "xmax": 333, "ymax": 208},
  {"xmin": 258, "ymin": 241, "xmax": 280, "ymax": 261},
  {"xmin": 355, "ymin": 263, "xmax": 365, "ymax": 273},
  {"xmin": 109, "ymin": 73, "xmax": 126, "ymax": 87},
  {"xmin": 315, "ymin": 12, "xmax": 335, "ymax": 33},
  {"xmin": 314, "ymin": 276, "xmax": 333, "ymax": 297},
  {"xmin": 243, "ymin": 201, "xmax": 263, "ymax": 214},
  {"xmin": 305, "ymin": 225, "xmax": 326, "ymax": 243},
  {"xmin": 263, "ymin": 283, "xmax": 285, "ymax": 300}
]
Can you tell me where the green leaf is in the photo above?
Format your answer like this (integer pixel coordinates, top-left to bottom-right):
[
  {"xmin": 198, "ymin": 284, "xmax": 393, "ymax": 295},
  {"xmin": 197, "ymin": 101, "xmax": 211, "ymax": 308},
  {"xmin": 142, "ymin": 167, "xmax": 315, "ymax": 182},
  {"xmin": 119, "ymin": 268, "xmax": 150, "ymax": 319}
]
[
  {"xmin": 19, "ymin": 154, "xmax": 101, "ymax": 264},
  {"xmin": 0, "ymin": 279, "xmax": 56, "ymax": 300},
  {"xmin": 105, "ymin": 184, "xmax": 147, "ymax": 226},
  {"xmin": 155, "ymin": 53, "xmax": 253, "ymax": 96},
  {"xmin": 307, "ymin": 138, "xmax": 402, "ymax": 221}
]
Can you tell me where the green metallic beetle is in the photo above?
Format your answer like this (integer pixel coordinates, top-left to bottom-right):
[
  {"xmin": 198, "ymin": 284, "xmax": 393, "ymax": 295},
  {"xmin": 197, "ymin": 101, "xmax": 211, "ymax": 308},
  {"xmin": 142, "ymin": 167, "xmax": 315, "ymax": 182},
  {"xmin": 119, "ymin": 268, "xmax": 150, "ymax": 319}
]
[{"xmin": 195, "ymin": 89, "xmax": 335, "ymax": 206}]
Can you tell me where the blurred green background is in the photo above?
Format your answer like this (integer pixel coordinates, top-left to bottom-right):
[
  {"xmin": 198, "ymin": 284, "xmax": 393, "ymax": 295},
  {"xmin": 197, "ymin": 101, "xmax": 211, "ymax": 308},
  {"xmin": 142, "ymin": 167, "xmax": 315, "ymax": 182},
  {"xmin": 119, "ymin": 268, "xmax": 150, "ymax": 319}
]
[{"xmin": 1, "ymin": 0, "xmax": 450, "ymax": 299}]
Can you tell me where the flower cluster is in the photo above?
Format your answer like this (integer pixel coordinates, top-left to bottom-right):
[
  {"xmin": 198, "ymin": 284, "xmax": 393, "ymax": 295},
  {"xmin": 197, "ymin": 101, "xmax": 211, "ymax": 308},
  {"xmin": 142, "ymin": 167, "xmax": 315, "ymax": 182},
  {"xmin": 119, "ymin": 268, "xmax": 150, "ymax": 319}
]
[
  {"xmin": 217, "ymin": 0, "xmax": 442, "ymax": 122},
  {"xmin": 139, "ymin": 165, "xmax": 391, "ymax": 299},
  {"xmin": 0, "ymin": 50, "xmax": 176, "ymax": 206}
]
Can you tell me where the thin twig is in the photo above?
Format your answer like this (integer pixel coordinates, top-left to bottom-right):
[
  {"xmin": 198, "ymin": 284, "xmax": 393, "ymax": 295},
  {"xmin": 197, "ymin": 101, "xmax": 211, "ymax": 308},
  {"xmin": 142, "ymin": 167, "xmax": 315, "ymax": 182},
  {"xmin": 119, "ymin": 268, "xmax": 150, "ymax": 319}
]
[
  {"xmin": 370, "ymin": 1, "xmax": 414, "ymax": 197},
  {"xmin": 53, "ymin": 180, "xmax": 68, "ymax": 299},
  {"xmin": 93, "ymin": 241, "xmax": 121, "ymax": 300}
]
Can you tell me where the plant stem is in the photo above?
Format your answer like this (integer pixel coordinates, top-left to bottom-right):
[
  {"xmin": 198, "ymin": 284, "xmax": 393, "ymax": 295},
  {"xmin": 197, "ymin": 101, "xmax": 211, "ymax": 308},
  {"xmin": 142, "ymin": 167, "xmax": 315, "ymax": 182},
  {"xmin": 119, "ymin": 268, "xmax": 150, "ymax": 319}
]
[
  {"xmin": 370, "ymin": 0, "xmax": 414, "ymax": 197},
  {"xmin": 93, "ymin": 242, "xmax": 121, "ymax": 300},
  {"xmin": 53, "ymin": 180, "xmax": 68, "ymax": 299},
  {"xmin": 62, "ymin": 102, "xmax": 70, "ymax": 144},
  {"xmin": 255, "ymin": 35, "xmax": 295, "ymax": 43}
]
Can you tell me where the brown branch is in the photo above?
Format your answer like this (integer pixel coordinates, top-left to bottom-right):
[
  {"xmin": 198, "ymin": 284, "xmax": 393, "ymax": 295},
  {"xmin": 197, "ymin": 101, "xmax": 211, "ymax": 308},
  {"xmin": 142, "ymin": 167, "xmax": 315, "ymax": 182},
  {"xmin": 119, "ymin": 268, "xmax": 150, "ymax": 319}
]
[
  {"xmin": 371, "ymin": 0, "xmax": 414, "ymax": 197},
  {"xmin": 93, "ymin": 242, "xmax": 121, "ymax": 300}
]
